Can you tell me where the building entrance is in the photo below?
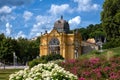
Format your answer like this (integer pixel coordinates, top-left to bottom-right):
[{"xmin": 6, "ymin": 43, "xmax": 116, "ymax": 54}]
[{"xmin": 49, "ymin": 38, "xmax": 60, "ymax": 54}]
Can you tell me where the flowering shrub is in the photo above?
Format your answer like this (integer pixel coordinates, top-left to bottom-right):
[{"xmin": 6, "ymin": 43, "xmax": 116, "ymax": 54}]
[
  {"xmin": 9, "ymin": 63, "xmax": 77, "ymax": 80},
  {"xmin": 59, "ymin": 57, "xmax": 120, "ymax": 80}
]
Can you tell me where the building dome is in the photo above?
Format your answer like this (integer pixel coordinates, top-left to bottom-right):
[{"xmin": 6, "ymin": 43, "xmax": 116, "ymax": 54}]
[{"xmin": 53, "ymin": 16, "xmax": 70, "ymax": 33}]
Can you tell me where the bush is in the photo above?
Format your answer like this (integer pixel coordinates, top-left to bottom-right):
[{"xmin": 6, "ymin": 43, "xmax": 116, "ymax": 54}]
[
  {"xmin": 90, "ymin": 50, "xmax": 101, "ymax": 55},
  {"xmin": 28, "ymin": 54, "xmax": 64, "ymax": 68},
  {"xmin": 9, "ymin": 63, "xmax": 77, "ymax": 80},
  {"xmin": 59, "ymin": 57, "xmax": 120, "ymax": 80},
  {"xmin": 103, "ymin": 38, "xmax": 120, "ymax": 49},
  {"xmin": 28, "ymin": 59, "xmax": 47, "ymax": 68},
  {"xmin": 45, "ymin": 54, "xmax": 64, "ymax": 61},
  {"xmin": 113, "ymin": 53, "xmax": 120, "ymax": 58}
]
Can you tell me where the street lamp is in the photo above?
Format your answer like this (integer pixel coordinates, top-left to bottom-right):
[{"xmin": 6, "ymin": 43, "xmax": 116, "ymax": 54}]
[
  {"xmin": 13, "ymin": 52, "xmax": 17, "ymax": 67},
  {"xmin": 74, "ymin": 49, "xmax": 78, "ymax": 59}
]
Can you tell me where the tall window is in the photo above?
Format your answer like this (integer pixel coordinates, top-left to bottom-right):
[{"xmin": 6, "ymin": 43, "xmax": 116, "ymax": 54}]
[{"xmin": 49, "ymin": 38, "xmax": 60, "ymax": 54}]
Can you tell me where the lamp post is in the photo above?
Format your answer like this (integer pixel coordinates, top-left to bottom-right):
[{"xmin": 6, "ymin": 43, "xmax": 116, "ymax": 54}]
[
  {"xmin": 74, "ymin": 49, "xmax": 78, "ymax": 59},
  {"xmin": 13, "ymin": 52, "xmax": 17, "ymax": 67}
]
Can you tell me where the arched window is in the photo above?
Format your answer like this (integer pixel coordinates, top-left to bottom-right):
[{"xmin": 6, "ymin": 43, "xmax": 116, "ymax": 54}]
[{"xmin": 49, "ymin": 38, "xmax": 60, "ymax": 54}]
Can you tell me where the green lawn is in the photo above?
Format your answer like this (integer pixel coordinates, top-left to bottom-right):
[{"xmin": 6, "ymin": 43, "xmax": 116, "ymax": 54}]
[
  {"xmin": 80, "ymin": 47, "xmax": 120, "ymax": 59},
  {"xmin": 108, "ymin": 47, "xmax": 120, "ymax": 54},
  {"xmin": 0, "ymin": 69, "xmax": 21, "ymax": 80}
]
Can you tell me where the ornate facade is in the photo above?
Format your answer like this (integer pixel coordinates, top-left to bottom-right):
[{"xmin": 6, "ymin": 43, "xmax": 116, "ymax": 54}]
[{"xmin": 40, "ymin": 16, "xmax": 82, "ymax": 59}]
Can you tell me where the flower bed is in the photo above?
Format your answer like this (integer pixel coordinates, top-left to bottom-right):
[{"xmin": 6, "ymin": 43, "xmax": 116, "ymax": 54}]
[
  {"xmin": 59, "ymin": 57, "xmax": 120, "ymax": 80},
  {"xmin": 9, "ymin": 63, "xmax": 77, "ymax": 80}
]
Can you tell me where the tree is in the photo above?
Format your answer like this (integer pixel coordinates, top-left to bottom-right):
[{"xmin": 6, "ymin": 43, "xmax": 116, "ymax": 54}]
[
  {"xmin": 78, "ymin": 28, "xmax": 89, "ymax": 40},
  {"xmin": 28, "ymin": 37, "xmax": 40, "ymax": 61},
  {"xmin": 89, "ymin": 24, "xmax": 106, "ymax": 42},
  {"xmin": 0, "ymin": 33, "xmax": 40, "ymax": 65},
  {"xmin": 101, "ymin": 0, "xmax": 120, "ymax": 40},
  {"xmin": 0, "ymin": 33, "xmax": 5, "ymax": 40},
  {"xmin": 78, "ymin": 24, "xmax": 105, "ymax": 41},
  {"xmin": 0, "ymin": 36, "xmax": 14, "ymax": 65},
  {"xmin": 16, "ymin": 37, "xmax": 30, "ymax": 64},
  {"xmin": 101, "ymin": 0, "xmax": 120, "ymax": 48},
  {"xmin": 16, "ymin": 37, "xmax": 40, "ymax": 64}
]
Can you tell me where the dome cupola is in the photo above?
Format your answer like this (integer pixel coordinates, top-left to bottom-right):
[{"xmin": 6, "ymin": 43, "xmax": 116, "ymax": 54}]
[{"xmin": 54, "ymin": 16, "xmax": 70, "ymax": 33}]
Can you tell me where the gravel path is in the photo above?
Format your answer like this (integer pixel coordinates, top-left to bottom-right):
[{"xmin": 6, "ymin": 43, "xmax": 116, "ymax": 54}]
[{"xmin": 0, "ymin": 66, "xmax": 28, "ymax": 69}]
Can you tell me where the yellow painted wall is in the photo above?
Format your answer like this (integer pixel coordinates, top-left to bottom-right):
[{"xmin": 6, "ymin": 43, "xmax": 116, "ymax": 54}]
[{"xmin": 40, "ymin": 29, "xmax": 82, "ymax": 59}]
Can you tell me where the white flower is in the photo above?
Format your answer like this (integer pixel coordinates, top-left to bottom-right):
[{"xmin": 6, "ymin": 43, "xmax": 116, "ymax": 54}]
[{"xmin": 9, "ymin": 63, "xmax": 78, "ymax": 80}]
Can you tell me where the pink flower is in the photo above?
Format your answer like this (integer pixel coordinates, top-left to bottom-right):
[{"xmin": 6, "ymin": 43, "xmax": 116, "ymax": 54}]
[
  {"xmin": 96, "ymin": 72, "xmax": 101, "ymax": 78},
  {"xmin": 68, "ymin": 59, "xmax": 76, "ymax": 63},
  {"xmin": 83, "ymin": 71, "xmax": 90, "ymax": 76},
  {"xmin": 79, "ymin": 77, "xmax": 86, "ymax": 80},
  {"xmin": 89, "ymin": 58, "xmax": 100, "ymax": 64},
  {"xmin": 109, "ymin": 72, "xmax": 118, "ymax": 79},
  {"xmin": 71, "ymin": 67, "xmax": 78, "ymax": 75},
  {"xmin": 104, "ymin": 66, "xmax": 110, "ymax": 71}
]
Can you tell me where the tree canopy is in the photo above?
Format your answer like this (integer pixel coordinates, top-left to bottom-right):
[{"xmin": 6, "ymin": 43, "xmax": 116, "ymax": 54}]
[
  {"xmin": 0, "ymin": 33, "xmax": 40, "ymax": 65},
  {"xmin": 77, "ymin": 24, "xmax": 105, "ymax": 42},
  {"xmin": 0, "ymin": 34, "xmax": 14, "ymax": 63},
  {"xmin": 101, "ymin": 0, "xmax": 120, "ymax": 48},
  {"xmin": 101, "ymin": 0, "xmax": 120, "ymax": 40}
]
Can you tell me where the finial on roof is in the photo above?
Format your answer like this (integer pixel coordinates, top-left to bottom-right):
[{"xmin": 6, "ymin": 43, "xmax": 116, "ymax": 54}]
[
  {"xmin": 61, "ymin": 15, "xmax": 63, "ymax": 20},
  {"xmin": 45, "ymin": 30, "xmax": 47, "ymax": 34},
  {"xmin": 41, "ymin": 32, "xmax": 42, "ymax": 35}
]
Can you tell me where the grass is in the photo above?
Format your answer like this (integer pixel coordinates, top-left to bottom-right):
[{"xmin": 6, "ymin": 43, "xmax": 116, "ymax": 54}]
[
  {"xmin": 108, "ymin": 47, "xmax": 120, "ymax": 54},
  {"xmin": 79, "ymin": 47, "xmax": 120, "ymax": 60},
  {"xmin": 0, "ymin": 69, "xmax": 21, "ymax": 80}
]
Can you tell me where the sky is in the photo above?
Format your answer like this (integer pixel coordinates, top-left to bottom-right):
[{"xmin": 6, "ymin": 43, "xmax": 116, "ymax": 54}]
[{"xmin": 0, "ymin": 0, "xmax": 104, "ymax": 39}]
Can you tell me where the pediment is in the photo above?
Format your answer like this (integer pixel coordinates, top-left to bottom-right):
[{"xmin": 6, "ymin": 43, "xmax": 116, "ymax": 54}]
[{"xmin": 48, "ymin": 29, "xmax": 60, "ymax": 36}]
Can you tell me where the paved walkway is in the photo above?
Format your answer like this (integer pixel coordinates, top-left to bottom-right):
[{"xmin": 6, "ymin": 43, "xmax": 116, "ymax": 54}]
[{"xmin": 0, "ymin": 66, "xmax": 28, "ymax": 69}]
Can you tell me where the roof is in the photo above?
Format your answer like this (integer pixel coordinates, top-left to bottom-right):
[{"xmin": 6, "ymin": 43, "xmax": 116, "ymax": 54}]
[{"xmin": 53, "ymin": 16, "xmax": 70, "ymax": 33}]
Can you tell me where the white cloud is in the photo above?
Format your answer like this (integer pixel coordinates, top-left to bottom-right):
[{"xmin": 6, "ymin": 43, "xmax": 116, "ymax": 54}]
[
  {"xmin": 48, "ymin": 0, "xmax": 99, "ymax": 15},
  {"xmin": 74, "ymin": 0, "xmax": 100, "ymax": 12},
  {"xmin": 0, "ymin": 6, "xmax": 16, "ymax": 14},
  {"xmin": 0, "ymin": 6, "xmax": 16, "ymax": 23},
  {"xmin": 10, "ymin": 16, "xmax": 16, "ymax": 20},
  {"xmin": 5, "ymin": 22, "xmax": 12, "ymax": 36},
  {"xmin": 0, "ymin": 15, "xmax": 16, "ymax": 22},
  {"xmin": 23, "ymin": 11, "xmax": 33, "ymax": 21},
  {"xmin": 29, "ymin": 15, "xmax": 56, "ymax": 38},
  {"xmin": 92, "ymin": 4, "xmax": 99, "ymax": 10},
  {"xmin": 1, "ymin": 16, "xmax": 7, "ymax": 21},
  {"xmin": 49, "ymin": 4, "xmax": 72, "ymax": 15},
  {"xmin": 30, "ymin": 22, "xmax": 43, "ymax": 38},
  {"xmin": 15, "ymin": 31, "xmax": 26, "ymax": 39},
  {"xmin": 69, "ymin": 16, "xmax": 81, "ymax": 29},
  {"xmin": 0, "ymin": 6, "xmax": 12, "ymax": 13}
]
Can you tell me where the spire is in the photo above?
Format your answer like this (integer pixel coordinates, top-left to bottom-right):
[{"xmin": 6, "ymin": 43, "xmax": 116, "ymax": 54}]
[{"xmin": 61, "ymin": 15, "xmax": 63, "ymax": 20}]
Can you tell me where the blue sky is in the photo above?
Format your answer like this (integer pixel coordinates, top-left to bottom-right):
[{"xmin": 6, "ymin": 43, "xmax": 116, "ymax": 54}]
[{"xmin": 0, "ymin": 0, "xmax": 104, "ymax": 39}]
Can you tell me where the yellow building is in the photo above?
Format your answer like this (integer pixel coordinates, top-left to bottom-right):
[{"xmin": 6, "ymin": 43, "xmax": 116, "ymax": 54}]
[{"xmin": 40, "ymin": 16, "xmax": 82, "ymax": 59}]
